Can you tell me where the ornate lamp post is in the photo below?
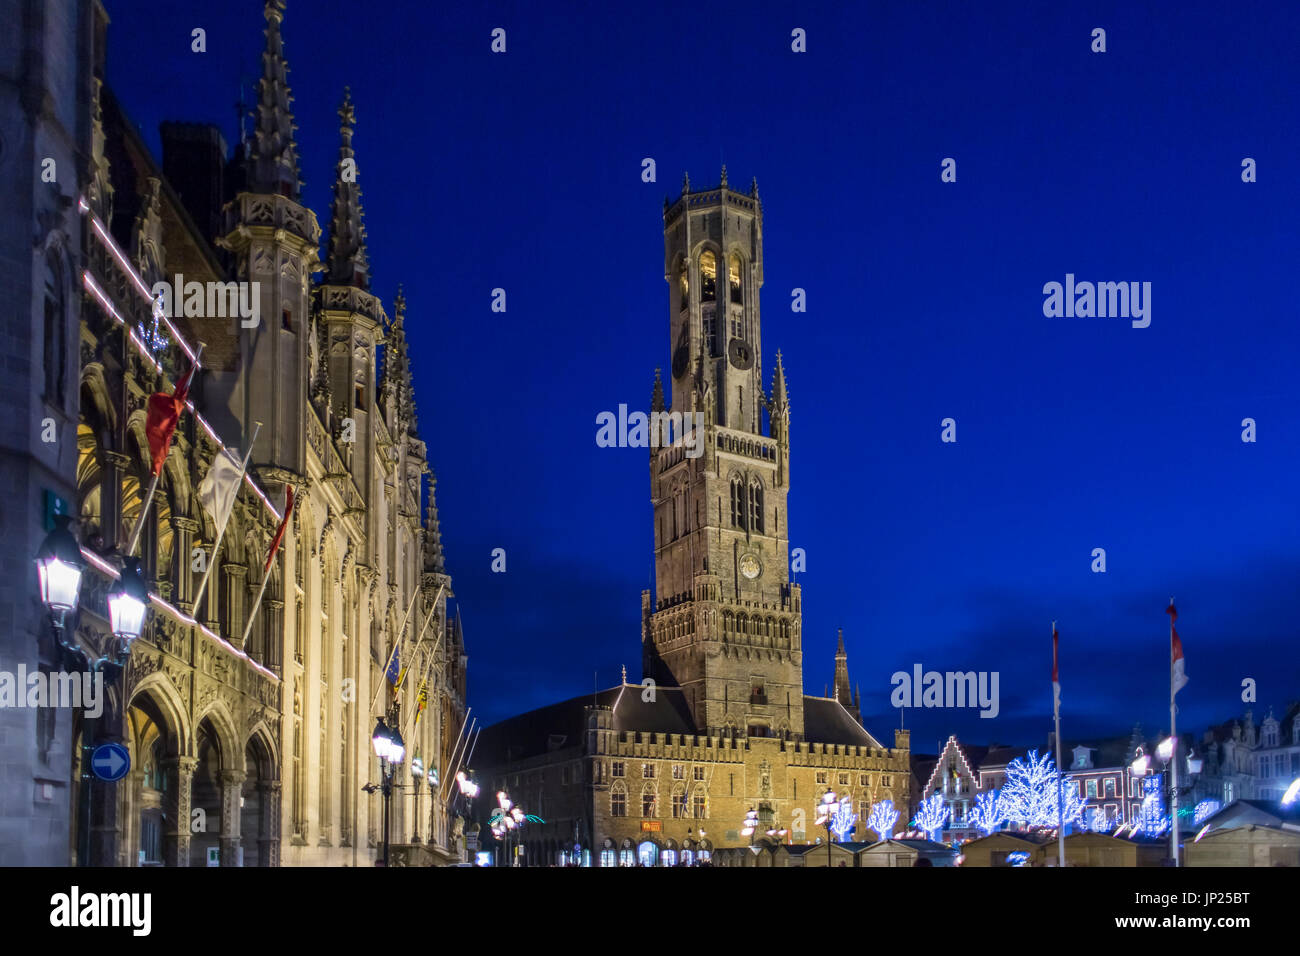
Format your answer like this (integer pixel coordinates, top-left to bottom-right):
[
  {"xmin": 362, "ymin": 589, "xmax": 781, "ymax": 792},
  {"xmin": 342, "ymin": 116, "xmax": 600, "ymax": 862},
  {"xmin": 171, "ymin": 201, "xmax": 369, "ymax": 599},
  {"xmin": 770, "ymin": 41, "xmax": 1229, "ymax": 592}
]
[
  {"xmin": 741, "ymin": 807, "xmax": 758, "ymax": 847},
  {"xmin": 368, "ymin": 718, "xmax": 404, "ymax": 865},
  {"xmin": 815, "ymin": 788, "xmax": 840, "ymax": 867}
]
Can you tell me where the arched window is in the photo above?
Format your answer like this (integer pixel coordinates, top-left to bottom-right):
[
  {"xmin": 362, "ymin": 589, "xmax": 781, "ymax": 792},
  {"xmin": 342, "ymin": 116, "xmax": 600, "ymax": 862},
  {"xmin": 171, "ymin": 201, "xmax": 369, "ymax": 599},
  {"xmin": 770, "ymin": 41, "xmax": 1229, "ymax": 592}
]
[
  {"xmin": 693, "ymin": 789, "xmax": 708, "ymax": 819},
  {"xmin": 671, "ymin": 784, "xmax": 687, "ymax": 818},
  {"xmin": 678, "ymin": 263, "xmax": 690, "ymax": 313},
  {"xmin": 641, "ymin": 784, "xmax": 658, "ymax": 818},
  {"xmin": 610, "ymin": 782, "xmax": 627, "ymax": 817},
  {"xmin": 729, "ymin": 253, "xmax": 743, "ymax": 305},
  {"xmin": 730, "ymin": 477, "xmax": 744, "ymax": 528},
  {"xmin": 748, "ymin": 480, "xmax": 764, "ymax": 533},
  {"xmin": 700, "ymin": 251, "xmax": 717, "ymax": 302}
]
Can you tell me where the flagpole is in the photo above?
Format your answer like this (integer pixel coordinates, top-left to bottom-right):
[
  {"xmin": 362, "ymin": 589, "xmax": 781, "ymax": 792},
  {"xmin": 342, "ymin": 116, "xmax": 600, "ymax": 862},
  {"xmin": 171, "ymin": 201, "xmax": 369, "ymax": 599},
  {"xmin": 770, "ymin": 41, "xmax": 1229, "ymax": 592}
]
[
  {"xmin": 395, "ymin": 584, "xmax": 447, "ymax": 695},
  {"xmin": 1169, "ymin": 596, "xmax": 1179, "ymax": 867},
  {"xmin": 1054, "ymin": 620, "xmax": 1064, "ymax": 868},
  {"xmin": 437, "ymin": 708, "xmax": 473, "ymax": 804},
  {"xmin": 443, "ymin": 718, "xmax": 478, "ymax": 807},
  {"xmin": 192, "ymin": 421, "xmax": 261, "ymax": 616},
  {"xmin": 369, "ymin": 587, "xmax": 423, "ymax": 716},
  {"xmin": 125, "ymin": 343, "xmax": 204, "ymax": 557},
  {"xmin": 237, "ymin": 485, "xmax": 292, "ymax": 650}
]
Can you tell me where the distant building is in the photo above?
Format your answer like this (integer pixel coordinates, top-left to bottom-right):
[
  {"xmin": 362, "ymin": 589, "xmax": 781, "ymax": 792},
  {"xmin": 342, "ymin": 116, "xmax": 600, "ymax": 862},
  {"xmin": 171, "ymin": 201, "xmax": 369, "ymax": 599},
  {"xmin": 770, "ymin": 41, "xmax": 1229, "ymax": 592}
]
[{"xmin": 474, "ymin": 175, "xmax": 910, "ymax": 866}]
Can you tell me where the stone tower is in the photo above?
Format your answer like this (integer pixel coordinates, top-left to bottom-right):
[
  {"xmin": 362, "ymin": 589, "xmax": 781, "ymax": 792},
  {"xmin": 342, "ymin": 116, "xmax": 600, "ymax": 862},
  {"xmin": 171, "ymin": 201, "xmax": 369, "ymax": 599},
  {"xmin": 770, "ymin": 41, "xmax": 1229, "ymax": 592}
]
[
  {"xmin": 833, "ymin": 628, "xmax": 863, "ymax": 724},
  {"xmin": 317, "ymin": 86, "xmax": 384, "ymax": 508},
  {"xmin": 642, "ymin": 170, "xmax": 804, "ymax": 739},
  {"xmin": 219, "ymin": 0, "xmax": 321, "ymax": 471}
]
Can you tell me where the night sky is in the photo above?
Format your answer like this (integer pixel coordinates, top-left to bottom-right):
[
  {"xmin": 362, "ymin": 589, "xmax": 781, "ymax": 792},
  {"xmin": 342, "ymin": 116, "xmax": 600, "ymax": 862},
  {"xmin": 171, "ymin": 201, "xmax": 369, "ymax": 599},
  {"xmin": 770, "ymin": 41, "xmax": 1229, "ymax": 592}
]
[{"xmin": 106, "ymin": 1, "xmax": 1300, "ymax": 755}]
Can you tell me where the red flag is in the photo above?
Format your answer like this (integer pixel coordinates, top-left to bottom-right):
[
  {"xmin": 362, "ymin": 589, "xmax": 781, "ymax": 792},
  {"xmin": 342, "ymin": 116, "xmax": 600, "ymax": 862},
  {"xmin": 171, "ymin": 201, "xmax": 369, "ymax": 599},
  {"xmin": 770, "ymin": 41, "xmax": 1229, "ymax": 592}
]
[
  {"xmin": 1051, "ymin": 623, "xmax": 1061, "ymax": 712},
  {"xmin": 1168, "ymin": 601, "xmax": 1188, "ymax": 695},
  {"xmin": 263, "ymin": 486, "xmax": 294, "ymax": 574},
  {"xmin": 144, "ymin": 359, "xmax": 197, "ymax": 477}
]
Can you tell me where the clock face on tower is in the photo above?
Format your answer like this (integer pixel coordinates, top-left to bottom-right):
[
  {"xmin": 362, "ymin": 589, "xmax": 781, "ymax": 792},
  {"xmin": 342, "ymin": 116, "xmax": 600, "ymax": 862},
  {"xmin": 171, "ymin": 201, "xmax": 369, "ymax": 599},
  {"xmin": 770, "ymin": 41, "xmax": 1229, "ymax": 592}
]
[
  {"xmin": 728, "ymin": 337, "xmax": 754, "ymax": 370},
  {"xmin": 739, "ymin": 553, "xmax": 761, "ymax": 580}
]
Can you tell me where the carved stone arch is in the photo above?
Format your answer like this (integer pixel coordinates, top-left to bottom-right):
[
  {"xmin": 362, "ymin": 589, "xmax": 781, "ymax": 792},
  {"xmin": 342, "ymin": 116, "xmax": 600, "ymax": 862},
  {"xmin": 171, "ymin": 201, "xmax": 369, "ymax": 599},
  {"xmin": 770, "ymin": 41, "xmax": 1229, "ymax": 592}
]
[
  {"xmin": 244, "ymin": 722, "xmax": 281, "ymax": 781},
  {"xmin": 161, "ymin": 444, "xmax": 192, "ymax": 518},
  {"xmin": 318, "ymin": 511, "xmax": 335, "ymax": 558},
  {"xmin": 79, "ymin": 363, "xmax": 117, "ymax": 435},
  {"xmin": 123, "ymin": 409, "xmax": 153, "ymax": 476},
  {"xmin": 127, "ymin": 672, "xmax": 193, "ymax": 759},
  {"xmin": 194, "ymin": 698, "xmax": 242, "ymax": 772}
]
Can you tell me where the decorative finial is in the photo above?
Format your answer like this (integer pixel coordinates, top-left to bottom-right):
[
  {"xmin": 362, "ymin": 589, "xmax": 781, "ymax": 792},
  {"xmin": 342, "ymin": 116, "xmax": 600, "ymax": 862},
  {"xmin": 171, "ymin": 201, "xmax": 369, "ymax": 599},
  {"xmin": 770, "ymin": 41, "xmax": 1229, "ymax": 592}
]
[
  {"xmin": 682, "ymin": 171, "xmax": 690, "ymax": 193},
  {"xmin": 621, "ymin": 664, "xmax": 627, "ymax": 683},
  {"xmin": 750, "ymin": 176, "xmax": 759, "ymax": 198},
  {"xmin": 720, "ymin": 164, "xmax": 728, "ymax": 187}
]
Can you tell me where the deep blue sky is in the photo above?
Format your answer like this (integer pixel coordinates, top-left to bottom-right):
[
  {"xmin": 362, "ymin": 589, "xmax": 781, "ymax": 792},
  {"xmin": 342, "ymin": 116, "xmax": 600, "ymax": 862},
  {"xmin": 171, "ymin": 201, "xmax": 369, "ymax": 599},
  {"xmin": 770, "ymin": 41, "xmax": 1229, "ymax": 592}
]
[{"xmin": 107, "ymin": 1, "xmax": 1300, "ymax": 755}]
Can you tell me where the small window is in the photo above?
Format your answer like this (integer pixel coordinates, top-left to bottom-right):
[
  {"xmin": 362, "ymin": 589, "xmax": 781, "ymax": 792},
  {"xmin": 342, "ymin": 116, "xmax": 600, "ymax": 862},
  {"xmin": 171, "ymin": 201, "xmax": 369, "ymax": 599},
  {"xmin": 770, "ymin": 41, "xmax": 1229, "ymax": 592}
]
[
  {"xmin": 642, "ymin": 763, "xmax": 656, "ymax": 779},
  {"xmin": 881, "ymin": 775, "xmax": 892, "ymax": 788},
  {"xmin": 700, "ymin": 251, "xmax": 717, "ymax": 302},
  {"xmin": 816, "ymin": 771, "xmax": 828, "ymax": 785},
  {"xmin": 1086, "ymin": 779, "xmax": 1098, "ymax": 798},
  {"xmin": 693, "ymin": 766, "xmax": 705, "ymax": 781},
  {"xmin": 354, "ymin": 383, "xmax": 364, "ymax": 408},
  {"xmin": 672, "ymin": 764, "xmax": 684, "ymax": 780},
  {"xmin": 282, "ymin": 308, "xmax": 293, "ymax": 331},
  {"xmin": 611, "ymin": 761, "xmax": 624, "ymax": 778},
  {"xmin": 1104, "ymin": 778, "xmax": 1116, "ymax": 797}
]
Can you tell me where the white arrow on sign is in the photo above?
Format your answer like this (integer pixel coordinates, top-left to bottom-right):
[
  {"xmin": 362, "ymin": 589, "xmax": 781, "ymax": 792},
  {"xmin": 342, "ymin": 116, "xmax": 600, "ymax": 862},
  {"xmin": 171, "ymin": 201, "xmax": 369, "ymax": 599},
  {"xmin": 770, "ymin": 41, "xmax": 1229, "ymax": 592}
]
[{"xmin": 93, "ymin": 748, "xmax": 125, "ymax": 778}]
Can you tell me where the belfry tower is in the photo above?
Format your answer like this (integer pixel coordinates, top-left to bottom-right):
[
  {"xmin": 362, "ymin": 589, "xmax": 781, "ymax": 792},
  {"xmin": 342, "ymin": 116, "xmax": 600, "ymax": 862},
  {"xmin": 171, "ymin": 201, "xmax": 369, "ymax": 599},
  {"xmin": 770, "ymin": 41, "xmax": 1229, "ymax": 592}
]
[{"xmin": 642, "ymin": 170, "xmax": 803, "ymax": 740}]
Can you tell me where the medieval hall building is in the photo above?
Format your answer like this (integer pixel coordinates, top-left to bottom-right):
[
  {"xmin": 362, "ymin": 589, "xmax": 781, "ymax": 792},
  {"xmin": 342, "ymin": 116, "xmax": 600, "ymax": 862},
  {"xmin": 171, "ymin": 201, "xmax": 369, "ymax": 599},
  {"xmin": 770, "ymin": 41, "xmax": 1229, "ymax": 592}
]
[
  {"xmin": 1, "ymin": 0, "xmax": 468, "ymax": 866},
  {"xmin": 474, "ymin": 174, "xmax": 910, "ymax": 866}
]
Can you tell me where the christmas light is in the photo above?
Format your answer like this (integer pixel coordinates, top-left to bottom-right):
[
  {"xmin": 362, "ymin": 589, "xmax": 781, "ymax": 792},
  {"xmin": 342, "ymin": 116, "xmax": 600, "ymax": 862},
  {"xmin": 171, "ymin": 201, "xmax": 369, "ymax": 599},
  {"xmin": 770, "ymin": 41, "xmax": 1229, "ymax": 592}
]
[
  {"xmin": 914, "ymin": 793, "xmax": 950, "ymax": 841},
  {"xmin": 829, "ymin": 797, "xmax": 857, "ymax": 841},
  {"xmin": 1000, "ymin": 750, "xmax": 1086, "ymax": 830},
  {"xmin": 1193, "ymin": 800, "xmax": 1221, "ymax": 825},
  {"xmin": 866, "ymin": 799, "xmax": 899, "ymax": 841},
  {"xmin": 967, "ymin": 789, "xmax": 1005, "ymax": 835}
]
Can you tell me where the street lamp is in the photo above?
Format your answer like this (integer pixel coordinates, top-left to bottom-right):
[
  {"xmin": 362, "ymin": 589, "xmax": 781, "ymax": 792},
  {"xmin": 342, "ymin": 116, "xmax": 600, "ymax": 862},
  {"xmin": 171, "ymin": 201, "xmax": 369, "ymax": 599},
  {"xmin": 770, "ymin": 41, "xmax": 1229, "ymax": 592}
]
[
  {"xmin": 815, "ymin": 788, "xmax": 840, "ymax": 867},
  {"xmin": 370, "ymin": 718, "xmax": 404, "ymax": 865},
  {"xmin": 107, "ymin": 557, "xmax": 149, "ymax": 645},
  {"xmin": 490, "ymin": 791, "xmax": 528, "ymax": 867},
  {"xmin": 35, "ymin": 515, "xmax": 84, "ymax": 630},
  {"xmin": 741, "ymin": 807, "xmax": 758, "ymax": 846},
  {"xmin": 410, "ymin": 755, "xmax": 425, "ymax": 843}
]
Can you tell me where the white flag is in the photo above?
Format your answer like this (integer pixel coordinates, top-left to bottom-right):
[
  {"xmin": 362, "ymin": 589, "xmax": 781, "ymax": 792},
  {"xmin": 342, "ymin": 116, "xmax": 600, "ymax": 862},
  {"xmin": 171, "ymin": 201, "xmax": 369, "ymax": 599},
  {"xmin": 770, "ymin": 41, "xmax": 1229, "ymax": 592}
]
[{"xmin": 198, "ymin": 448, "xmax": 244, "ymax": 538}]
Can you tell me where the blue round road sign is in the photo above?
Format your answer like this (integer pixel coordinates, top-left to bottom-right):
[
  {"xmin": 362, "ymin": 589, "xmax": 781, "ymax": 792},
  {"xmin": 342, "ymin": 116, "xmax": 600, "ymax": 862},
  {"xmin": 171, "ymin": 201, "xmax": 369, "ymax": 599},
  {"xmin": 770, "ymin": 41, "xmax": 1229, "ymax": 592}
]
[{"xmin": 90, "ymin": 742, "xmax": 130, "ymax": 782}]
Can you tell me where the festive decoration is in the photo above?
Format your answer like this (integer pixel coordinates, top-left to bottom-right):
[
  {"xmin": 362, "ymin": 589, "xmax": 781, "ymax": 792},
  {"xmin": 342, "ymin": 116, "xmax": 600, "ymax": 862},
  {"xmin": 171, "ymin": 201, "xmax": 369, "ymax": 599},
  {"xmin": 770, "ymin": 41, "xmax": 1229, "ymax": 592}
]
[
  {"xmin": 1138, "ymin": 775, "xmax": 1169, "ymax": 837},
  {"xmin": 1000, "ymin": 750, "xmax": 1087, "ymax": 830},
  {"xmin": 967, "ymin": 789, "xmax": 1006, "ymax": 835},
  {"xmin": 829, "ymin": 797, "xmax": 857, "ymax": 841},
  {"xmin": 1193, "ymin": 800, "xmax": 1221, "ymax": 825},
  {"xmin": 914, "ymin": 793, "xmax": 950, "ymax": 841},
  {"xmin": 866, "ymin": 799, "xmax": 899, "ymax": 841}
]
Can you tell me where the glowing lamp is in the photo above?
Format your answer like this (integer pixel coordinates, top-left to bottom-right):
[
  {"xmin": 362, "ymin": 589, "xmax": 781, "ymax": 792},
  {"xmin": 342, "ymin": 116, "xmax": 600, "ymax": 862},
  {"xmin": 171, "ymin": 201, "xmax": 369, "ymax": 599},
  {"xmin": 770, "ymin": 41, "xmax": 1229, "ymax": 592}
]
[
  {"xmin": 1157, "ymin": 736, "xmax": 1175, "ymax": 762},
  {"xmin": 35, "ymin": 516, "xmax": 85, "ymax": 618},
  {"xmin": 107, "ymin": 557, "xmax": 149, "ymax": 642}
]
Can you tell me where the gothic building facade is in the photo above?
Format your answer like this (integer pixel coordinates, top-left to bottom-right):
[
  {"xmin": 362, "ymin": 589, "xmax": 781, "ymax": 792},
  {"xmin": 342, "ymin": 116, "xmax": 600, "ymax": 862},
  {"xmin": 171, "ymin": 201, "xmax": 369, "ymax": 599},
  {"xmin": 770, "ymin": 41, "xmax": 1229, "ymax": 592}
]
[
  {"xmin": 3, "ymin": 0, "xmax": 468, "ymax": 866},
  {"xmin": 474, "ymin": 174, "xmax": 909, "ymax": 865}
]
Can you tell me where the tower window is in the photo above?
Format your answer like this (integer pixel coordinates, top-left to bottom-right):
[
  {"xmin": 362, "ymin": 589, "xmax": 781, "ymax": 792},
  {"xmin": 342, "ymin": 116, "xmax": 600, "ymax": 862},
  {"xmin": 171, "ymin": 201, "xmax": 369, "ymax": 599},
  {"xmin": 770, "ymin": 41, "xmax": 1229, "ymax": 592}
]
[
  {"xmin": 748, "ymin": 482, "xmax": 764, "ymax": 533},
  {"xmin": 729, "ymin": 254, "xmax": 743, "ymax": 305},
  {"xmin": 700, "ymin": 251, "xmax": 716, "ymax": 302},
  {"xmin": 702, "ymin": 309, "xmax": 717, "ymax": 355},
  {"xmin": 282, "ymin": 308, "xmax": 293, "ymax": 332},
  {"xmin": 729, "ymin": 478, "xmax": 743, "ymax": 528},
  {"xmin": 678, "ymin": 266, "xmax": 690, "ymax": 313},
  {"xmin": 354, "ymin": 383, "xmax": 364, "ymax": 408}
]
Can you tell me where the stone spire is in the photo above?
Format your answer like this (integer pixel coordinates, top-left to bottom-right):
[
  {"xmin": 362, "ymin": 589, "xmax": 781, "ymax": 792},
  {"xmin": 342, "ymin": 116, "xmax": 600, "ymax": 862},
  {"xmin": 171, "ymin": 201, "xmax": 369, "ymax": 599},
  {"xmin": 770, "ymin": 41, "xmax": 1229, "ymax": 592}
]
[
  {"xmin": 382, "ymin": 287, "xmax": 415, "ymax": 435},
  {"xmin": 651, "ymin": 367, "xmax": 664, "ymax": 413},
  {"xmin": 423, "ymin": 470, "xmax": 447, "ymax": 575},
  {"xmin": 771, "ymin": 349, "xmax": 788, "ymax": 409},
  {"xmin": 247, "ymin": 0, "xmax": 302, "ymax": 199},
  {"xmin": 326, "ymin": 87, "xmax": 371, "ymax": 290},
  {"xmin": 834, "ymin": 629, "xmax": 860, "ymax": 724}
]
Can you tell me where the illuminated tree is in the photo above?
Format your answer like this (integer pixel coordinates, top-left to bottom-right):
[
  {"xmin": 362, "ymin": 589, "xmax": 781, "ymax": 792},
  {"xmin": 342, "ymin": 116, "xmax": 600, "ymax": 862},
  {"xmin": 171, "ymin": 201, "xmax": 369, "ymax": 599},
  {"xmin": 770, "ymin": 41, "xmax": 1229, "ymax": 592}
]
[
  {"xmin": 967, "ymin": 789, "xmax": 1006, "ymax": 835},
  {"xmin": 914, "ymin": 793, "xmax": 950, "ymax": 841},
  {"xmin": 1001, "ymin": 750, "xmax": 1087, "ymax": 830},
  {"xmin": 866, "ymin": 799, "xmax": 899, "ymax": 841}
]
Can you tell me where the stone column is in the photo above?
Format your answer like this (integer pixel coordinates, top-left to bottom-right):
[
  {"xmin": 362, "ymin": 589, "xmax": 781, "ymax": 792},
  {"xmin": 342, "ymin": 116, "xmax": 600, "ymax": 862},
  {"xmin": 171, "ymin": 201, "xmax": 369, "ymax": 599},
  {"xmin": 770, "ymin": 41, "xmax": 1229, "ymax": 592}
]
[
  {"xmin": 265, "ymin": 599, "xmax": 284, "ymax": 671},
  {"xmin": 220, "ymin": 769, "xmax": 247, "ymax": 866},
  {"xmin": 102, "ymin": 450, "xmax": 131, "ymax": 551},
  {"xmin": 166, "ymin": 756, "xmax": 197, "ymax": 866},
  {"xmin": 170, "ymin": 516, "xmax": 199, "ymax": 612},
  {"xmin": 258, "ymin": 780, "xmax": 282, "ymax": 867},
  {"xmin": 223, "ymin": 563, "xmax": 248, "ymax": 646}
]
